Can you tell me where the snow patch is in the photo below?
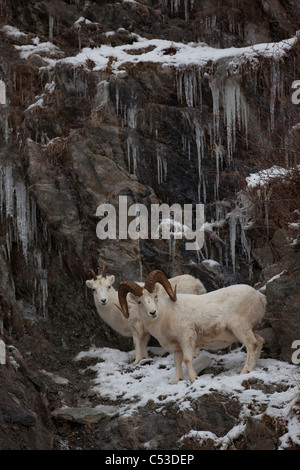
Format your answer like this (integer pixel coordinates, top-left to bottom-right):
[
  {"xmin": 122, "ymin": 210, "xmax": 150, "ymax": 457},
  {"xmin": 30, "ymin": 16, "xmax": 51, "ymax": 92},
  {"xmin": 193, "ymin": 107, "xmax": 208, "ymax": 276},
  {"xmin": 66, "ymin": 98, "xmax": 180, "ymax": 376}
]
[
  {"xmin": 21, "ymin": 32, "xmax": 298, "ymax": 73},
  {"xmin": 246, "ymin": 165, "xmax": 291, "ymax": 188},
  {"xmin": 75, "ymin": 346, "xmax": 299, "ymax": 448},
  {"xmin": 1, "ymin": 25, "xmax": 27, "ymax": 38},
  {"xmin": 259, "ymin": 270, "xmax": 287, "ymax": 292},
  {"xmin": 14, "ymin": 37, "xmax": 63, "ymax": 61}
]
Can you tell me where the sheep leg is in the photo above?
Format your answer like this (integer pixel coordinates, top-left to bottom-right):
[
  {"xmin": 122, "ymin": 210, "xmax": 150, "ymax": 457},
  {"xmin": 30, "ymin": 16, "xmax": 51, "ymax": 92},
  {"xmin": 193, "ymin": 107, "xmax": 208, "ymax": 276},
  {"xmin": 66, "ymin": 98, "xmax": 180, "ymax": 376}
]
[
  {"xmin": 234, "ymin": 329, "xmax": 264, "ymax": 374},
  {"xmin": 180, "ymin": 341, "xmax": 198, "ymax": 382},
  {"xmin": 132, "ymin": 332, "xmax": 149, "ymax": 365},
  {"xmin": 253, "ymin": 333, "xmax": 265, "ymax": 363},
  {"xmin": 172, "ymin": 350, "xmax": 184, "ymax": 384},
  {"xmin": 184, "ymin": 356, "xmax": 197, "ymax": 382},
  {"xmin": 140, "ymin": 332, "xmax": 151, "ymax": 361}
]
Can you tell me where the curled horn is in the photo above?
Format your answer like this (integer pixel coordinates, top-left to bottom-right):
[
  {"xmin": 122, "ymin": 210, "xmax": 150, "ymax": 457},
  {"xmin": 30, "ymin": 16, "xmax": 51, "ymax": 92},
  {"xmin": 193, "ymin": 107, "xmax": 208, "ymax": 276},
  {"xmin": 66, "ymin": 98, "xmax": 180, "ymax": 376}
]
[
  {"xmin": 102, "ymin": 265, "xmax": 108, "ymax": 278},
  {"xmin": 117, "ymin": 281, "xmax": 144, "ymax": 319},
  {"xmin": 88, "ymin": 269, "xmax": 97, "ymax": 280},
  {"xmin": 145, "ymin": 270, "xmax": 177, "ymax": 302}
]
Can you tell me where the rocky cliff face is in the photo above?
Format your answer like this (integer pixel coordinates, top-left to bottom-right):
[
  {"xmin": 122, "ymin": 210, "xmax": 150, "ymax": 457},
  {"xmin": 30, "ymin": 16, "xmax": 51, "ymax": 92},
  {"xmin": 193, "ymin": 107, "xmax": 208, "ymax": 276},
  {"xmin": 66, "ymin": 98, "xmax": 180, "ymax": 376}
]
[{"xmin": 0, "ymin": 0, "xmax": 299, "ymax": 450}]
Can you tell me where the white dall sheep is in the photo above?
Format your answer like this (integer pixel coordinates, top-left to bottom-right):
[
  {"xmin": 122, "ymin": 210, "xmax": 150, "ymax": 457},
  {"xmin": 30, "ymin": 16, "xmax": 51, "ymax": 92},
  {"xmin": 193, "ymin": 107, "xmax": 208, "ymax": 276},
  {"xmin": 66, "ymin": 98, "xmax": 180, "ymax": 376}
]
[
  {"xmin": 118, "ymin": 270, "xmax": 266, "ymax": 383},
  {"xmin": 86, "ymin": 266, "xmax": 206, "ymax": 365}
]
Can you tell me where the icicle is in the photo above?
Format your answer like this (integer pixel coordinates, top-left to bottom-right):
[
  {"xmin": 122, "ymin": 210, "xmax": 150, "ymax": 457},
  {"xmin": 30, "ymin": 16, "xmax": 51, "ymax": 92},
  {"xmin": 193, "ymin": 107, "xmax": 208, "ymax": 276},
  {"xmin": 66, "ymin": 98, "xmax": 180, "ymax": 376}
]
[
  {"xmin": 33, "ymin": 249, "xmax": 49, "ymax": 318},
  {"xmin": 127, "ymin": 136, "xmax": 138, "ymax": 175},
  {"xmin": 42, "ymin": 220, "xmax": 52, "ymax": 252},
  {"xmin": 235, "ymin": 83, "xmax": 249, "ymax": 147},
  {"xmin": 5, "ymin": 223, "xmax": 12, "ymax": 260},
  {"xmin": 184, "ymin": 0, "xmax": 189, "ymax": 20},
  {"xmin": 269, "ymin": 61, "xmax": 283, "ymax": 133},
  {"xmin": 156, "ymin": 146, "xmax": 167, "ymax": 184},
  {"xmin": 229, "ymin": 210, "xmax": 237, "ymax": 273},
  {"xmin": 127, "ymin": 105, "xmax": 137, "ymax": 129},
  {"xmin": 40, "ymin": 276, "xmax": 48, "ymax": 318},
  {"xmin": 177, "ymin": 69, "xmax": 202, "ymax": 109},
  {"xmin": 30, "ymin": 197, "xmax": 37, "ymax": 245},
  {"xmin": 170, "ymin": 0, "xmax": 180, "ymax": 15},
  {"xmin": 176, "ymin": 71, "xmax": 183, "ymax": 104},
  {"xmin": 202, "ymin": 173, "xmax": 207, "ymax": 203},
  {"xmin": 209, "ymin": 77, "xmax": 249, "ymax": 163},
  {"xmin": 168, "ymin": 0, "xmax": 193, "ymax": 19},
  {"xmin": 15, "ymin": 180, "xmax": 31, "ymax": 260},
  {"xmin": 0, "ymin": 339, "xmax": 5, "ymax": 364},
  {"xmin": 209, "ymin": 78, "xmax": 220, "ymax": 146},
  {"xmin": 214, "ymin": 144, "xmax": 223, "ymax": 200},
  {"xmin": 95, "ymin": 80, "xmax": 110, "ymax": 111},
  {"xmin": 0, "ymin": 80, "xmax": 6, "ymax": 105},
  {"xmin": 184, "ymin": 72, "xmax": 195, "ymax": 107},
  {"xmin": 240, "ymin": 224, "xmax": 252, "ymax": 279},
  {"xmin": 4, "ymin": 166, "xmax": 14, "ymax": 217},
  {"xmin": 224, "ymin": 80, "xmax": 237, "ymax": 163},
  {"xmin": 49, "ymin": 15, "xmax": 54, "ymax": 40},
  {"xmin": 157, "ymin": 153, "xmax": 162, "ymax": 184},
  {"xmin": 194, "ymin": 121, "xmax": 205, "ymax": 201},
  {"xmin": 4, "ymin": 117, "xmax": 9, "ymax": 145}
]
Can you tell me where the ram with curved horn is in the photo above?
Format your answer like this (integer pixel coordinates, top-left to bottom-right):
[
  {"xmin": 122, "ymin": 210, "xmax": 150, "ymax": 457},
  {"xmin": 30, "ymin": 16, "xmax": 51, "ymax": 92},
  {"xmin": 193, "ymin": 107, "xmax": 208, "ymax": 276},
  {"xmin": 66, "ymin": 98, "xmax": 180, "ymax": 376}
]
[
  {"xmin": 144, "ymin": 270, "xmax": 177, "ymax": 302},
  {"xmin": 119, "ymin": 270, "xmax": 266, "ymax": 383},
  {"xmin": 86, "ymin": 267, "xmax": 206, "ymax": 365}
]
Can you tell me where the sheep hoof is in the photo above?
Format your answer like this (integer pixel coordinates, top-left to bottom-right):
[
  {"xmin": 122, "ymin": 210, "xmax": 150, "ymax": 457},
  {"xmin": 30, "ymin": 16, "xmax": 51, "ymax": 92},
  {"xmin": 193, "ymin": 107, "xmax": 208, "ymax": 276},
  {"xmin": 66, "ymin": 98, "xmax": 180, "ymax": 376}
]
[
  {"xmin": 239, "ymin": 368, "xmax": 251, "ymax": 374},
  {"xmin": 133, "ymin": 357, "xmax": 151, "ymax": 366},
  {"xmin": 171, "ymin": 377, "xmax": 183, "ymax": 385}
]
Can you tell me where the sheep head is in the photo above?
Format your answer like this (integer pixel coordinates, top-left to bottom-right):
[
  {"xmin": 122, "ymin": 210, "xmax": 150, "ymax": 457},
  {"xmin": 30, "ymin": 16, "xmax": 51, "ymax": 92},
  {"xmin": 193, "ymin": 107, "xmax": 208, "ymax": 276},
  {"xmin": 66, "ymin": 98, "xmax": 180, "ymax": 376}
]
[
  {"xmin": 118, "ymin": 281, "xmax": 144, "ymax": 318},
  {"xmin": 118, "ymin": 270, "xmax": 176, "ymax": 319},
  {"xmin": 86, "ymin": 265, "xmax": 115, "ymax": 306}
]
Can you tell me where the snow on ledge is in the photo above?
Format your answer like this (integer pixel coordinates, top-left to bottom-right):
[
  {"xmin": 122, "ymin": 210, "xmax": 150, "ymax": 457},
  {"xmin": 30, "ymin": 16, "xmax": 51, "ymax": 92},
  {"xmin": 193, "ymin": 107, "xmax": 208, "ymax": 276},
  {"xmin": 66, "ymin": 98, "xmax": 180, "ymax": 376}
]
[
  {"xmin": 1, "ymin": 25, "xmax": 28, "ymax": 38},
  {"xmin": 246, "ymin": 165, "xmax": 290, "ymax": 188},
  {"xmin": 259, "ymin": 270, "xmax": 287, "ymax": 292},
  {"xmin": 59, "ymin": 34, "xmax": 298, "ymax": 73},
  {"xmin": 9, "ymin": 27, "xmax": 297, "ymax": 73}
]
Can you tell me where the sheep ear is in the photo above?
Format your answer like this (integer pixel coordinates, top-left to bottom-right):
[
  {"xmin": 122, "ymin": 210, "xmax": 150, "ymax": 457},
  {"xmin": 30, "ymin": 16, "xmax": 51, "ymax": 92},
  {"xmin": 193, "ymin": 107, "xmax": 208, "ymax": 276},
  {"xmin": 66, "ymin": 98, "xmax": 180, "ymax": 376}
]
[
  {"xmin": 86, "ymin": 280, "xmax": 94, "ymax": 289},
  {"xmin": 108, "ymin": 275, "xmax": 115, "ymax": 285},
  {"xmin": 154, "ymin": 283, "xmax": 160, "ymax": 293},
  {"xmin": 127, "ymin": 292, "xmax": 138, "ymax": 303}
]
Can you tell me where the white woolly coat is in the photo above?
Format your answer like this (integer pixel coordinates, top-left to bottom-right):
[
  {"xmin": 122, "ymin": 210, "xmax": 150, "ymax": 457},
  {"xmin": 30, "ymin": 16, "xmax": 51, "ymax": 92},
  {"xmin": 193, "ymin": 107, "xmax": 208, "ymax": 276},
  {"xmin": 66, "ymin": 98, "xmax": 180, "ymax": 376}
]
[{"xmin": 138, "ymin": 284, "xmax": 266, "ymax": 353}]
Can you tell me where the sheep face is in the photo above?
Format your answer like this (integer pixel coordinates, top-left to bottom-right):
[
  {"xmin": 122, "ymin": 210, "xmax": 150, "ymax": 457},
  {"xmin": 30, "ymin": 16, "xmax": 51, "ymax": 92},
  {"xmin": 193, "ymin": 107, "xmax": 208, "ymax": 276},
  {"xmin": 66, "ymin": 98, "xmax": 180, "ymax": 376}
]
[
  {"xmin": 86, "ymin": 275, "xmax": 115, "ymax": 306},
  {"xmin": 130, "ymin": 290, "xmax": 159, "ymax": 319},
  {"xmin": 118, "ymin": 271, "xmax": 176, "ymax": 320}
]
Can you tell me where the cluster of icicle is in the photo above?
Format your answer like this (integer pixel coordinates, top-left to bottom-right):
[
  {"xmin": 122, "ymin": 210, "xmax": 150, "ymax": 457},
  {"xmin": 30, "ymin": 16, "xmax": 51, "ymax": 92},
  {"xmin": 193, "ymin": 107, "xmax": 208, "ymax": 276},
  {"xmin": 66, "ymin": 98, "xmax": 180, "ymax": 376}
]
[
  {"xmin": 92, "ymin": 45, "xmax": 286, "ymax": 276},
  {"xmin": 0, "ymin": 164, "xmax": 49, "ymax": 317}
]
